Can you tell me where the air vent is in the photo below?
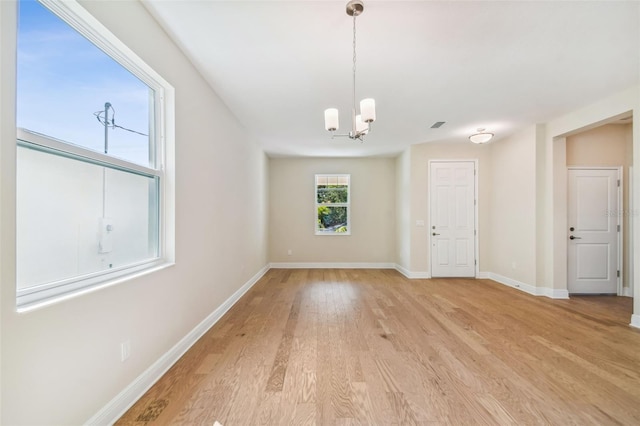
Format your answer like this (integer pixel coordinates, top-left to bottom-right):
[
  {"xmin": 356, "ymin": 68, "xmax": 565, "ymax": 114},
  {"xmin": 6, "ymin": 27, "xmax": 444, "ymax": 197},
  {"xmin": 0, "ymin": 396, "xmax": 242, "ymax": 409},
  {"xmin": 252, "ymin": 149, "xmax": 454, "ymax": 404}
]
[{"xmin": 431, "ymin": 121, "xmax": 446, "ymax": 129}]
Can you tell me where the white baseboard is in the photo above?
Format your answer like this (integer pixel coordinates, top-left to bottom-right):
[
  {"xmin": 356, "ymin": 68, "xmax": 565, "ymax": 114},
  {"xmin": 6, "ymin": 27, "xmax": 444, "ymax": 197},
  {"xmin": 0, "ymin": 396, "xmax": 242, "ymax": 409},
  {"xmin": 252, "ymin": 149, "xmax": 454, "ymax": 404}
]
[
  {"xmin": 622, "ymin": 286, "xmax": 633, "ymax": 297},
  {"xmin": 476, "ymin": 271, "xmax": 490, "ymax": 279},
  {"xmin": 86, "ymin": 264, "xmax": 270, "ymax": 425},
  {"xmin": 488, "ymin": 272, "xmax": 538, "ymax": 296},
  {"xmin": 631, "ymin": 314, "xmax": 640, "ymax": 329},
  {"xmin": 394, "ymin": 264, "xmax": 430, "ymax": 279},
  {"xmin": 537, "ymin": 287, "xmax": 570, "ymax": 299},
  {"xmin": 487, "ymin": 272, "xmax": 569, "ymax": 299},
  {"xmin": 270, "ymin": 262, "xmax": 396, "ymax": 269}
]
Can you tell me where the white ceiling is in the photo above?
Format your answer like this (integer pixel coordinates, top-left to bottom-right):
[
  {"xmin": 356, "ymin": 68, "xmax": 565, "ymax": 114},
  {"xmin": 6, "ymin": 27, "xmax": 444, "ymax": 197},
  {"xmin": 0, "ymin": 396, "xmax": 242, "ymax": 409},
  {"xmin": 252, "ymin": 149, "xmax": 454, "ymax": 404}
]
[{"xmin": 143, "ymin": 0, "xmax": 639, "ymax": 157}]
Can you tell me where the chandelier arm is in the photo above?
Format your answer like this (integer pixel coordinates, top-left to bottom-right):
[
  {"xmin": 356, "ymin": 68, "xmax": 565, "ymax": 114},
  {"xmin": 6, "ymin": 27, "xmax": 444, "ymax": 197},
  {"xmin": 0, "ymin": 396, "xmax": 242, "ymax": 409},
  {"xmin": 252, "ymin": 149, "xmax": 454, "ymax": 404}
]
[
  {"xmin": 332, "ymin": 132, "xmax": 365, "ymax": 140},
  {"xmin": 331, "ymin": 133, "xmax": 355, "ymax": 139}
]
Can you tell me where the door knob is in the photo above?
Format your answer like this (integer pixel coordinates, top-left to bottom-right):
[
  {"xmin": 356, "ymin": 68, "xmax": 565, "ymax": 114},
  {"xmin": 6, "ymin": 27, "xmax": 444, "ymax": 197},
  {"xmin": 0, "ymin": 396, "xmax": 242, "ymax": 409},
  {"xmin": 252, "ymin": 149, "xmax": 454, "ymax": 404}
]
[
  {"xmin": 569, "ymin": 235, "xmax": 582, "ymax": 240},
  {"xmin": 432, "ymin": 232, "xmax": 440, "ymax": 236}
]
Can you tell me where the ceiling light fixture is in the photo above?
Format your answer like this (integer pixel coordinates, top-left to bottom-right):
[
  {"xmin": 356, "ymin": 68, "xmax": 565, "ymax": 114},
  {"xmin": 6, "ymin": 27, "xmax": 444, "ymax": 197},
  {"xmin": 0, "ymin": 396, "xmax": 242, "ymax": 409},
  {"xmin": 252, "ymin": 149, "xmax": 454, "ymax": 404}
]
[
  {"xmin": 469, "ymin": 128, "xmax": 494, "ymax": 144},
  {"xmin": 324, "ymin": 0, "xmax": 376, "ymax": 142}
]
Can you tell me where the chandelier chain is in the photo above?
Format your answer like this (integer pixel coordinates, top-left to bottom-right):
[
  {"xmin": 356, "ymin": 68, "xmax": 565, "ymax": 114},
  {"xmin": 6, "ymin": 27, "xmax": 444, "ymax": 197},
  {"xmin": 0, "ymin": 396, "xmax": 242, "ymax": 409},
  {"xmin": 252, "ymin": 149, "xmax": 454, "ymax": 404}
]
[
  {"xmin": 352, "ymin": 12, "xmax": 357, "ymax": 117},
  {"xmin": 353, "ymin": 13, "xmax": 357, "ymax": 76}
]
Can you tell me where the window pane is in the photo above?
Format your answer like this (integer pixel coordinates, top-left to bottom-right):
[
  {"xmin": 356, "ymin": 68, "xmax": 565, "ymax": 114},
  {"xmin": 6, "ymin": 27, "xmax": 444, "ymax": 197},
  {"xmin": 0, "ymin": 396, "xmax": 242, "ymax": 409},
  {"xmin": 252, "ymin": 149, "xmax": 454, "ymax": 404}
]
[
  {"xmin": 317, "ymin": 206, "xmax": 348, "ymax": 233},
  {"xmin": 17, "ymin": 145, "xmax": 159, "ymax": 289},
  {"xmin": 17, "ymin": 0, "xmax": 154, "ymax": 167},
  {"xmin": 317, "ymin": 185, "xmax": 349, "ymax": 203}
]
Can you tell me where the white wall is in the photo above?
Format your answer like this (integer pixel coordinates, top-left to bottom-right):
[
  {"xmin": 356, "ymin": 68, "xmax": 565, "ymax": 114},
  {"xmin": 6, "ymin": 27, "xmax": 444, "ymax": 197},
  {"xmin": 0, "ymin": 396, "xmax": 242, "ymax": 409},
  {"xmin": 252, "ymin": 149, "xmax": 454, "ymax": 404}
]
[
  {"xmin": 268, "ymin": 157, "xmax": 395, "ymax": 264},
  {"xmin": 395, "ymin": 149, "xmax": 411, "ymax": 272},
  {"xmin": 408, "ymin": 142, "xmax": 492, "ymax": 275},
  {"xmin": 0, "ymin": 1, "xmax": 268, "ymax": 424},
  {"xmin": 489, "ymin": 126, "xmax": 538, "ymax": 286}
]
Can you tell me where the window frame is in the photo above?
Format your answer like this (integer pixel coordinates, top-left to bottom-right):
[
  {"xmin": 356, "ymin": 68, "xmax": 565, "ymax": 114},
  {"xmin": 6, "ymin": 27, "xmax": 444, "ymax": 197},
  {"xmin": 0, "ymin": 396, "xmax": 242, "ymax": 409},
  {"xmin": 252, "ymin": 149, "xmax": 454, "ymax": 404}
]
[
  {"xmin": 315, "ymin": 174, "xmax": 351, "ymax": 236},
  {"xmin": 15, "ymin": 0, "xmax": 175, "ymax": 311}
]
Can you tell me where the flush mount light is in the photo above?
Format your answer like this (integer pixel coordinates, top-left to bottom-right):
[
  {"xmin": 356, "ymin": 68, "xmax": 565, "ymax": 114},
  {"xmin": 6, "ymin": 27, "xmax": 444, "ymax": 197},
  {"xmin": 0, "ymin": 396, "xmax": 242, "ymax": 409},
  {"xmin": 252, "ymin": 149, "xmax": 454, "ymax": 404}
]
[
  {"xmin": 469, "ymin": 128, "xmax": 494, "ymax": 144},
  {"xmin": 323, "ymin": 0, "xmax": 376, "ymax": 142}
]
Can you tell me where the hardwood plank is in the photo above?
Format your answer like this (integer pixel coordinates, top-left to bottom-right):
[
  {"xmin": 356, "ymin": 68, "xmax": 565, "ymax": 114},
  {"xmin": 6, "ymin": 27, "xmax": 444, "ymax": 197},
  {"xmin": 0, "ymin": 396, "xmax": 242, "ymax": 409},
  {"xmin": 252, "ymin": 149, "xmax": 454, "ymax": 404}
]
[{"xmin": 116, "ymin": 269, "xmax": 640, "ymax": 425}]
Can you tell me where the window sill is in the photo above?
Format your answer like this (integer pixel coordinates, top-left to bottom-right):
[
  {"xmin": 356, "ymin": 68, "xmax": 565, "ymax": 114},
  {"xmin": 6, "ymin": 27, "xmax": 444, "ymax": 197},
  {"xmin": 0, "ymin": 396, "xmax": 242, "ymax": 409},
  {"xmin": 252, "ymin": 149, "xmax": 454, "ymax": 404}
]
[{"xmin": 16, "ymin": 260, "xmax": 175, "ymax": 313}]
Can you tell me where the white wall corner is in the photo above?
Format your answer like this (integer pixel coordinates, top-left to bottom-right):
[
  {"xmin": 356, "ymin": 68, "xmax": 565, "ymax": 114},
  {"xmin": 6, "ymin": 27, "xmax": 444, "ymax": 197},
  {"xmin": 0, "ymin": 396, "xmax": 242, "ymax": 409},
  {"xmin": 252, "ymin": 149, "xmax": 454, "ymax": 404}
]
[
  {"xmin": 85, "ymin": 264, "xmax": 270, "ymax": 425},
  {"xmin": 630, "ymin": 314, "xmax": 640, "ymax": 329},
  {"xmin": 538, "ymin": 287, "xmax": 570, "ymax": 299},
  {"xmin": 394, "ymin": 264, "xmax": 430, "ymax": 279}
]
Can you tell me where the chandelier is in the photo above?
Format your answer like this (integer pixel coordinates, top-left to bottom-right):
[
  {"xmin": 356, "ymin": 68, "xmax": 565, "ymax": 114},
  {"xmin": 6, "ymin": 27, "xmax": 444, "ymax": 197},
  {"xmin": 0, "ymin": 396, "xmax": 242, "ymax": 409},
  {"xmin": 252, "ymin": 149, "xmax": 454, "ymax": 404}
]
[{"xmin": 324, "ymin": 0, "xmax": 376, "ymax": 141}]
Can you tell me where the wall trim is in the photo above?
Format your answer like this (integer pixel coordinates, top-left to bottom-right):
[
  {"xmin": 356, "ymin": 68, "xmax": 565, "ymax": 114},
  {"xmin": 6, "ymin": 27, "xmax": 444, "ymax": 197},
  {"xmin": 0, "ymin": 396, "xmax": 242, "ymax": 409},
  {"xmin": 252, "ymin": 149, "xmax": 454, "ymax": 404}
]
[
  {"xmin": 476, "ymin": 271, "xmax": 490, "ymax": 279},
  {"xmin": 269, "ymin": 262, "xmax": 396, "ymax": 269},
  {"xmin": 394, "ymin": 264, "xmax": 430, "ymax": 279},
  {"xmin": 630, "ymin": 314, "xmax": 640, "ymax": 329},
  {"xmin": 622, "ymin": 287, "xmax": 633, "ymax": 297},
  {"xmin": 85, "ymin": 264, "xmax": 270, "ymax": 425},
  {"xmin": 537, "ymin": 286, "xmax": 571, "ymax": 299},
  {"xmin": 488, "ymin": 272, "xmax": 538, "ymax": 296},
  {"xmin": 488, "ymin": 272, "xmax": 569, "ymax": 299}
]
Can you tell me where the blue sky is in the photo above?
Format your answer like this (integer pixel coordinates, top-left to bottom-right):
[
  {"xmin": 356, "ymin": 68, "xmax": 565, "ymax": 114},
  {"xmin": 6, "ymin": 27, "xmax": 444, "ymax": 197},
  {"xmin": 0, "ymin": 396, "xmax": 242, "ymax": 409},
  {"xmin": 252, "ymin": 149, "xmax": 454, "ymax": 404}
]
[{"xmin": 17, "ymin": 0, "xmax": 152, "ymax": 166}]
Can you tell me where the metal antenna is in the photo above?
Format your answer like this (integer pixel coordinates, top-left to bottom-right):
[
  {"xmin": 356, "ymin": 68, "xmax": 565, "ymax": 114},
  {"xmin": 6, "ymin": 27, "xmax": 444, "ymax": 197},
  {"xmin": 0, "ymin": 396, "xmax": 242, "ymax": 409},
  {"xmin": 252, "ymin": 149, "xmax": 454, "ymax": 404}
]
[{"xmin": 104, "ymin": 102, "xmax": 111, "ymax": 154}]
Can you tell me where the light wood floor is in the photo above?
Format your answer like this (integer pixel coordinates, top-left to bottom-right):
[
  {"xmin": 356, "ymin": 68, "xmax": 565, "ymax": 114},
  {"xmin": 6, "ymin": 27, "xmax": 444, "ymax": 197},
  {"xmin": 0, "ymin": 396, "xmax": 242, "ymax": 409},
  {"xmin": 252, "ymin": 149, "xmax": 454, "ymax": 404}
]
[{"xmin": 117, "ymin": 269, "xmax": 640, "ymax": 425}]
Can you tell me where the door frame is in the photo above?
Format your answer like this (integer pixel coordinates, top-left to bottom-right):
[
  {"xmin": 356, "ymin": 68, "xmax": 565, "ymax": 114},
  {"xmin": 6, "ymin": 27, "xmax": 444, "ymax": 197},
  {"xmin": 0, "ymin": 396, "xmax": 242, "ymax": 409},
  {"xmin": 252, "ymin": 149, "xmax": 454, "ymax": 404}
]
[
  {"xmin": 428, "ymin": 159, "xmax": 480, "ymax": 278},
  {"xmin": 629, "ymin": 166, "xmax": 634, "ymax": 298},
  {"xmin": 567, "ymin": 166, "xmax": 623, "ymax": 295}
]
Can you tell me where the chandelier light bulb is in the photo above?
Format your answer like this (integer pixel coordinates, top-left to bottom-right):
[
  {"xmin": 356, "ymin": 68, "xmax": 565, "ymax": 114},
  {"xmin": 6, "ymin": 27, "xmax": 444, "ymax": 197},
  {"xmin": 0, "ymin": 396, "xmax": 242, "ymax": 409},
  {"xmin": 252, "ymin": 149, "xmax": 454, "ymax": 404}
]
[
  {"xmin": 324, "ymin": 108, "xmax": 339, "ymax": 131},
  {"xmin": 360, "ymin": 98, "xmax": 376, "ymax": 123},
  {"xmin": 355, "ymin": 114, "xmax": 369, "ymax": 134}
]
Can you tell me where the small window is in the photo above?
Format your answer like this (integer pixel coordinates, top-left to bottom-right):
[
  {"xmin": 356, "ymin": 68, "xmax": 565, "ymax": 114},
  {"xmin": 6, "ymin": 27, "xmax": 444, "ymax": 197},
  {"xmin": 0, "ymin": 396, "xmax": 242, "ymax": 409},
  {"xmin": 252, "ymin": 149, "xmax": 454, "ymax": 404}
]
[
  {"xmin": 15, "ymin": 0, "xmax": 174, "ymax": 309},
  {"xmin": 315, "ymin": 174, "xmax": 350, "ymax": 235}
]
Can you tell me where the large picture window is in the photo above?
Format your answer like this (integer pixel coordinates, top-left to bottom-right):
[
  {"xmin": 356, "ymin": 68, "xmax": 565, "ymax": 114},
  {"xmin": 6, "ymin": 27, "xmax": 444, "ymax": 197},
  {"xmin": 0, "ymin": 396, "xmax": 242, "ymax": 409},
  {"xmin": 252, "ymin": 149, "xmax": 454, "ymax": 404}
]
[
  {"xmin": 16, "ymin": 0, "xmax": 174, "ymax": 309},
  {"xmin": 315, "ymin": 174, "xmax": 350, "ymax": 235}
]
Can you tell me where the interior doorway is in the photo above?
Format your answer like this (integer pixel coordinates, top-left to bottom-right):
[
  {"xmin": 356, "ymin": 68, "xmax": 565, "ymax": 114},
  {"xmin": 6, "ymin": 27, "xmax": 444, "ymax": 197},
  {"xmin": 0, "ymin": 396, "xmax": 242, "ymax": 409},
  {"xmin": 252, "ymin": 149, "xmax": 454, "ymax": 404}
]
[{"xmin": 565, "ymin": 117, "xmax": 633, "ymax": 297}]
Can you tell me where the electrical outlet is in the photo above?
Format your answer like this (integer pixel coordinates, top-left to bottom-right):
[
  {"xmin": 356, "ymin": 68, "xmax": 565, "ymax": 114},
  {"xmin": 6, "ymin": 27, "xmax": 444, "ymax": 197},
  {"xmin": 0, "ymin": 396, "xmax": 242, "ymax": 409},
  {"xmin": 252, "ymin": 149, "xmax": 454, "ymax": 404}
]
[{"xmin": 121, "ymin": 340, "xmax": 131, "ymax": 362}]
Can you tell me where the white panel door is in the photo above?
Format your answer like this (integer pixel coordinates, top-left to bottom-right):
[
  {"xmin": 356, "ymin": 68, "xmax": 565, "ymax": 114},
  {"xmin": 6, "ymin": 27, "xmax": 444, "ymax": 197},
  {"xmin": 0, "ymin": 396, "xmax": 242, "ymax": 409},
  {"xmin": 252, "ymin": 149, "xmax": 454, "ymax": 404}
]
[
  {"xmin": 568, "ymin": 168, "xmax": 619, "ymax": 294},
  {"xmin": 430, "ymin": 161, "xmax": 476, "ymax": 277}
]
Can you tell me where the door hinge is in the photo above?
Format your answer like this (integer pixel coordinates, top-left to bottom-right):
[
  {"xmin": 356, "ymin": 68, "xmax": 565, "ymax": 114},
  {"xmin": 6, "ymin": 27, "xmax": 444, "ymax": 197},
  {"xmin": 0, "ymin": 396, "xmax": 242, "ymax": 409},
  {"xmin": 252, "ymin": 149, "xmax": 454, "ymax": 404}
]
[
  {"xmin": 617, "ymin": 179, "xmax": 620, "ymax": 187},
  {"xmin": 474, "ymin": 230, "xmax": 477, "ymax": 236},
  {"xmin": 474, "ymin": 199, "xmax": 477, "ymax": 206},
  {"xmin": 617, "ymin": 224, "xmax": 620, "ymax": 232},
  {"xmin": 475, "ymin": 260, "xmax": 477, "ymax": 265},
  {"xmin": 617, "ymin": 270, "xmax": 620, "ymax": 278}
]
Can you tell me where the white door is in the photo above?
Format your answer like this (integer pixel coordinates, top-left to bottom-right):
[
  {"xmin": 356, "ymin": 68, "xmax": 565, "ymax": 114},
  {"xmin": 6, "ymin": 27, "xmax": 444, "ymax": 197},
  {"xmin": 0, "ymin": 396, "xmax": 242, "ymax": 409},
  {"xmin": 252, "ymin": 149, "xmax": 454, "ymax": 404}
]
[
  {"xmin": 568, "ymin": 168, "xmax": 619, "ymax": 294},
  {"xmin": 430, "ymin": 161, "xmax": 476, "ymax": 277}
]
